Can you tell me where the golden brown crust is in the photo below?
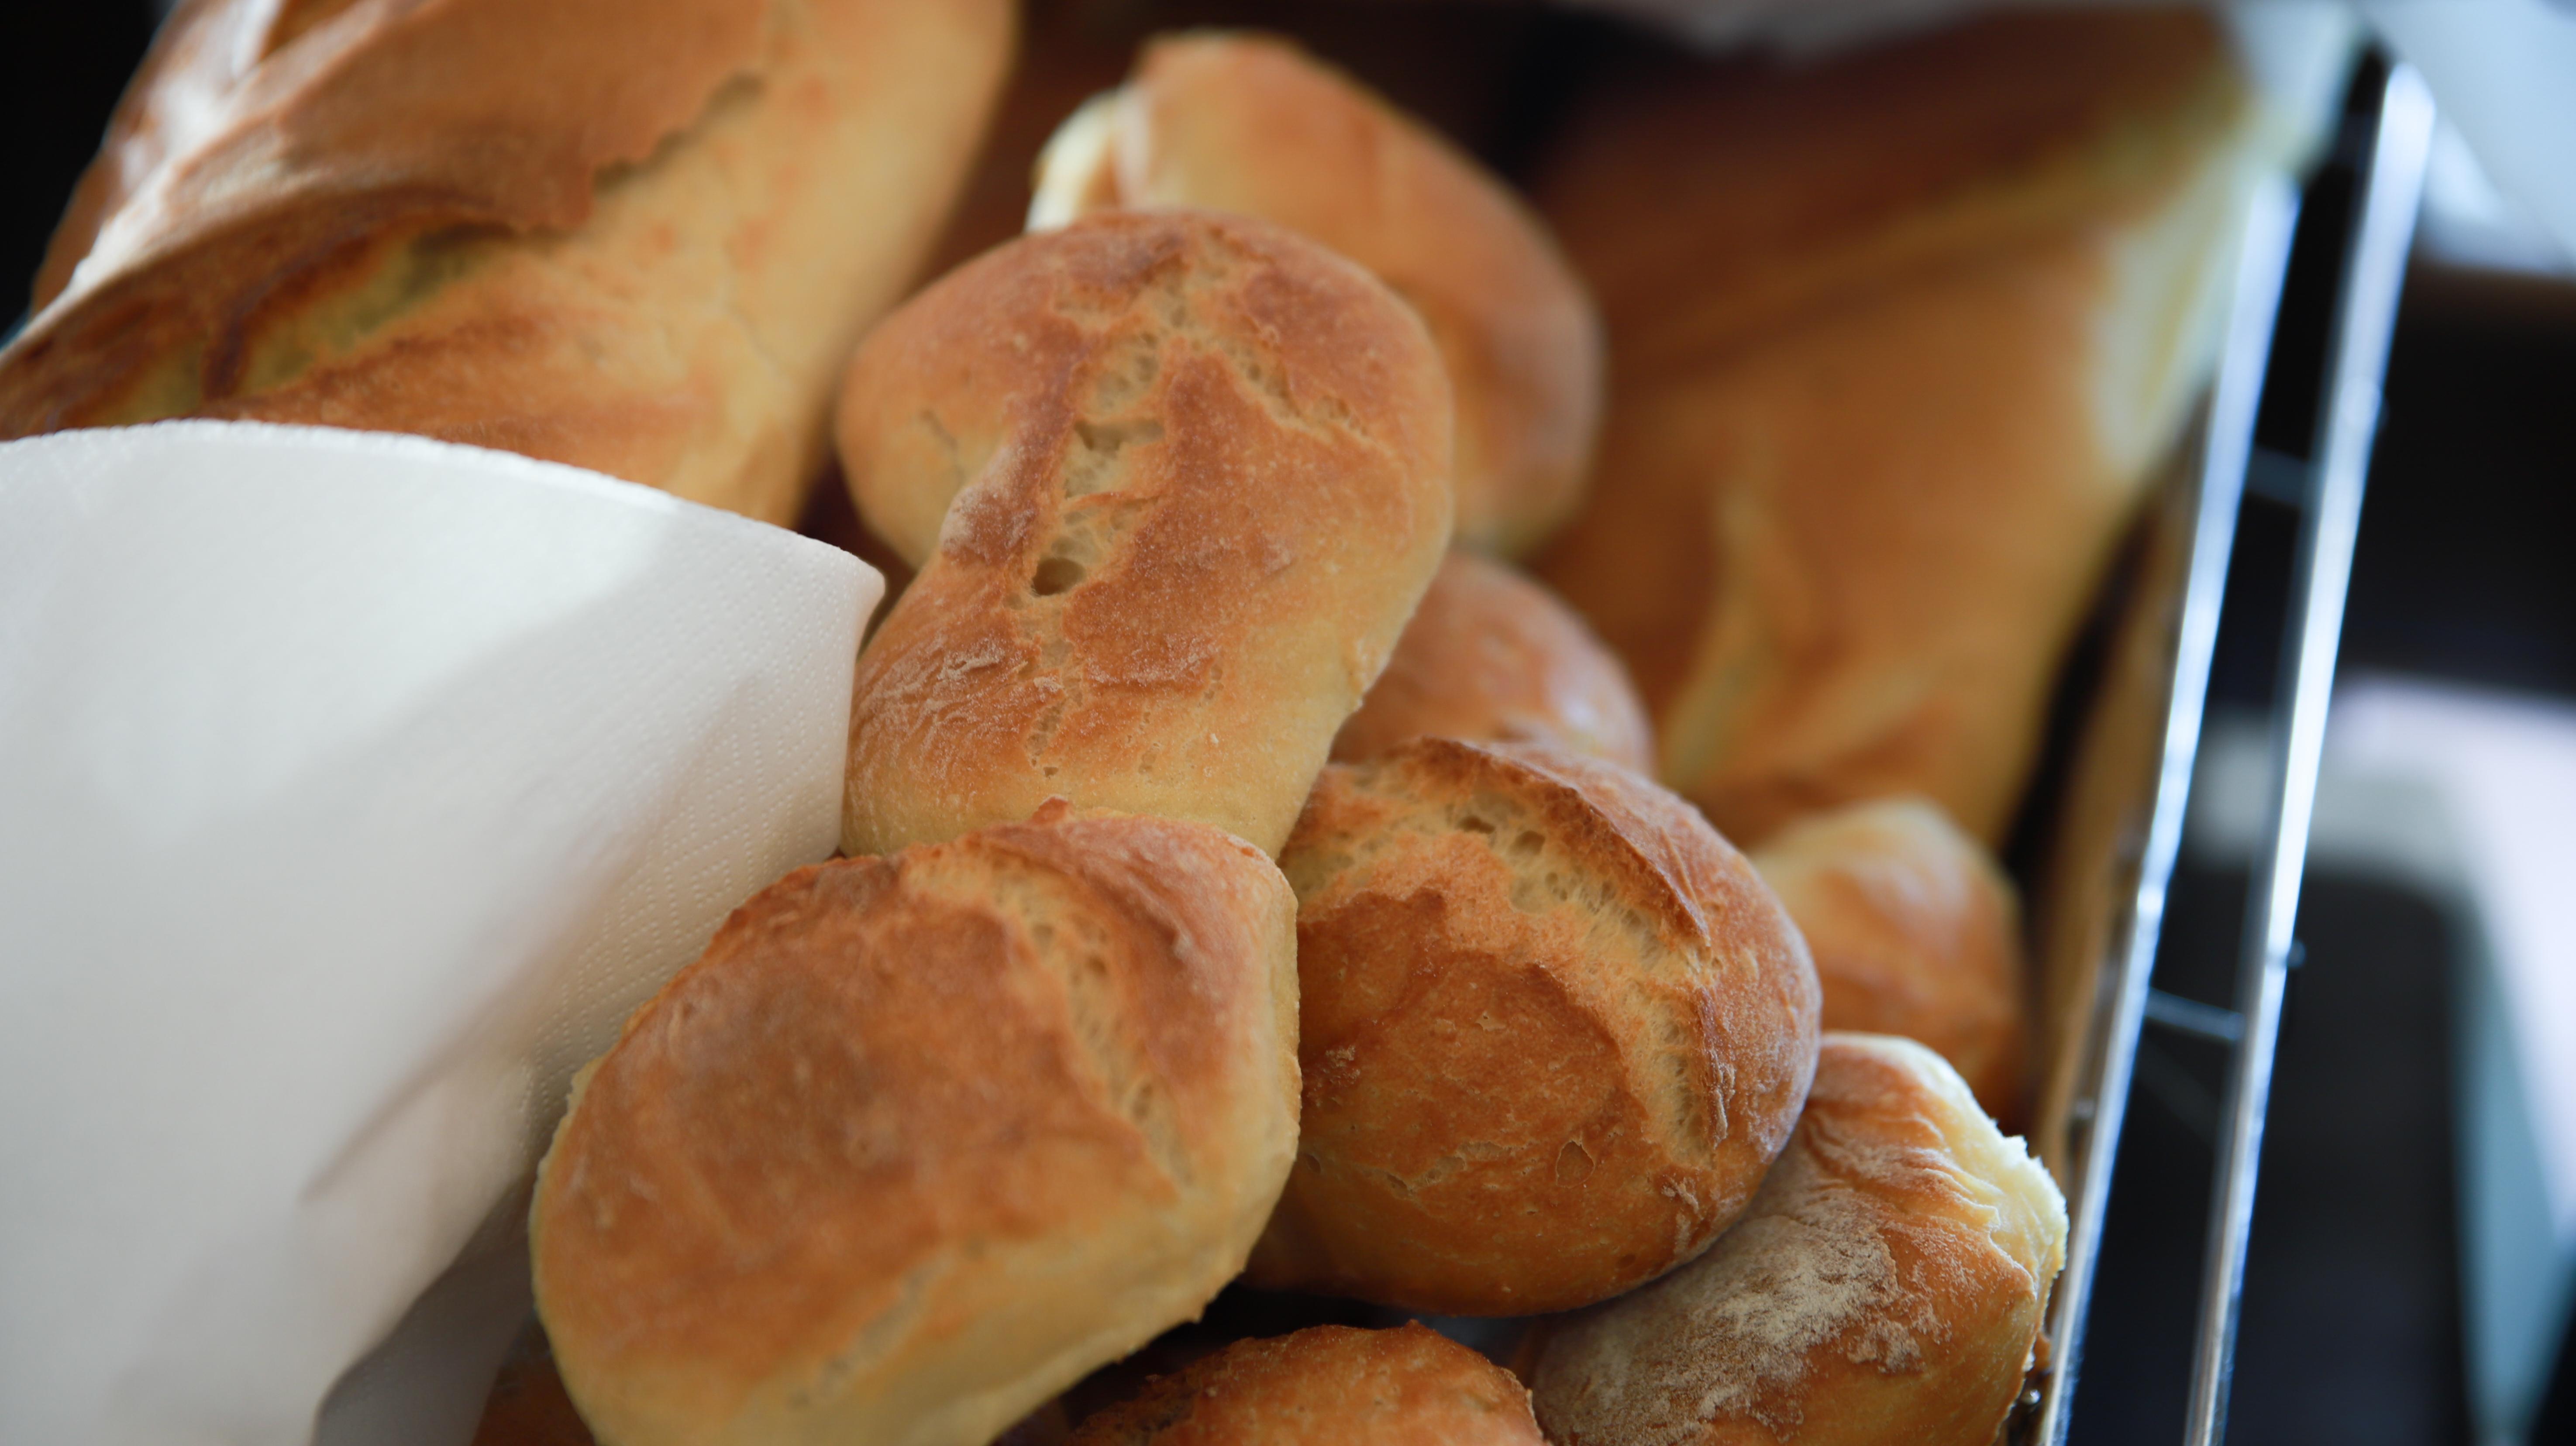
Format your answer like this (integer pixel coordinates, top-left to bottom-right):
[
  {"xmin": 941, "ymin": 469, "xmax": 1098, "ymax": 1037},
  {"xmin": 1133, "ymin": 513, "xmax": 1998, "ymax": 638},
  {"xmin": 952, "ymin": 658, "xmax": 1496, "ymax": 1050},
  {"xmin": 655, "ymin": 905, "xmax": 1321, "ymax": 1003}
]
[
  {"xmin": 837, "ymin": 210, "xmax": 1454, "ymax": 859},
  {"xmin": 1334, "ymin": 551, "xmax": 1654, "ymax": 773},
  {"xmin": 1526, "ymin": 1034, "xmax": 2068, "ymax": 1446},
  {"xmin": 1251, "ymin": 738, "xmax": 1819, "ymax": 1315},
  {"xmin": 3, "ymin": 0, "xmax": 1013, "ymax": 525},
  {"xmin": 1531, "ymin": 8, "xmax": 2259, "ymax": 844},
  {"xmin": 1032, "ymin": 31, "xmax": 1602, "ymax": 556},
  {"xmin": 1751, "ymin": 799, "xmax": 2027, "ymax": 1120},
  {"xmin": 1068, "ymin": 1324, "xmax": 1543, "ymax": 1446},
  {"xmin": 1535, "ymin": 9, "xmax": 2246, "ymax": 382},
  {"xmin": 530, "ymin": 807, "xmax": 1301, "ymax": 1446}
]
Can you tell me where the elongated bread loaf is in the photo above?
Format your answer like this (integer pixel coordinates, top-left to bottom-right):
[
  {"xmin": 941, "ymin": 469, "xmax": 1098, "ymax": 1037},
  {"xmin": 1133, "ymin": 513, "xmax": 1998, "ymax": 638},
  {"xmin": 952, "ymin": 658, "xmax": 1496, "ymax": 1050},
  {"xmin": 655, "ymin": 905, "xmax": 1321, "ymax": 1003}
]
[
  {"xmin": 837, "ymin": 210, "xmax": 1453, "ymax": 859},
  {"xmin": 531, "ymin": 806, "xmax": 1300, "ymax": 1446},
  {"xmin": 1030, "ymin": 31, "xmax": 1601, "ymax": 556},
  {"xmin": 1254, "ymin": 738, "xmax": 1819, "ymax": 1314},
  {"xmin": 1751, "ymin": 797, "xmax": 2027, "ymax": 1118},
  {"xmin": 1335, "ymin": 551, "xmax": 1655, "ymax": 773},
  {"xmin": 0, "ymin": 0, "xmax": 1012, "ymax": 525},
  {"xmin": 1527, "ymin": 1033, "xmax": 2067, "ymax": 1446},
  {"xmin": 1068, "ymin": 1324, "xmax": 1544, "ymax": 1446},
  {"xmin": 1534, "ymin": 9, "xmax": 2270, "ymax": 843}
]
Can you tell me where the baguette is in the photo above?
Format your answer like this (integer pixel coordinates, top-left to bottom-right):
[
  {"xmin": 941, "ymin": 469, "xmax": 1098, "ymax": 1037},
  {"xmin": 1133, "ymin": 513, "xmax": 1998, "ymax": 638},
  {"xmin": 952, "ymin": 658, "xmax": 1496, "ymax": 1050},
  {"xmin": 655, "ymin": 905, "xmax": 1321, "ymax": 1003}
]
[
  {"xmin": 1533, "ymin": 9, "xmax": 2268, "ymax": 843},
  {"xmin": 0, "ymin": 0, "xmax": 1013, "ymax": 526}
]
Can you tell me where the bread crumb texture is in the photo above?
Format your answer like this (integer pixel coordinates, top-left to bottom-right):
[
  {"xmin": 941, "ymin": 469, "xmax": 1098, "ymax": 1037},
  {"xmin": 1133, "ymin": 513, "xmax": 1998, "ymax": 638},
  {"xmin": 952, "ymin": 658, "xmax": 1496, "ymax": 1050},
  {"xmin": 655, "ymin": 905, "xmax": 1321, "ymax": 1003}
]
[{"xmin": 1531, "ymin": 1034, "xmax": 2065, "ymax": 1446}]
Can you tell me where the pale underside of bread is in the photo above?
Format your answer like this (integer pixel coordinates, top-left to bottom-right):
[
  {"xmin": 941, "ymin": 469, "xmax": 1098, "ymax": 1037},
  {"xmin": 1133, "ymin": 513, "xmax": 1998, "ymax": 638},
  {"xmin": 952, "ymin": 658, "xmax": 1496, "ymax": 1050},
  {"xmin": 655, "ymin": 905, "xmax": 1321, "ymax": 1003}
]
[
  {"xmin": 1, "ymin": 0, "xmax": 1012, "ymax": 525},
  {"xmin": 1530, "ymin": 1034, "xmax": 2066, "ymax": 1446},
  {"xmin": 1256, "ymin": 738, "xmax": 1818, "ymax": 1314},
  {"xmin": 1536, "ymin": 9, "xmax": 2252, "ymax": 387},
  {"xmin": 531, "ymin": 813, "xmax": 1298, "ymax": 1446}
]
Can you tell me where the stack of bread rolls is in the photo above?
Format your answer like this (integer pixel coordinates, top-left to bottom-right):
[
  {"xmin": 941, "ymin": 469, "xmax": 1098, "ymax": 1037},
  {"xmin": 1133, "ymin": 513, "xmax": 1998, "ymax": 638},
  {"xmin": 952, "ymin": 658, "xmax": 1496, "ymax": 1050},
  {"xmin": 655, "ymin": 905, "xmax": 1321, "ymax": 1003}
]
[{"xmin": 11, "ymin": 5, "xmax": 2331, "ymax": 1444}]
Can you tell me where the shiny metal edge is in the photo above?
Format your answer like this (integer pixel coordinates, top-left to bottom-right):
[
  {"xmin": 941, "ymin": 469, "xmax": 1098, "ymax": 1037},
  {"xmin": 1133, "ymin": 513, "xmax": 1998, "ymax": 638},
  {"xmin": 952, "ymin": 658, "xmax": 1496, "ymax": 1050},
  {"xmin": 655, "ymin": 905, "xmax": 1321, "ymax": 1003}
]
[
  {"xmin": 2182, "ymin": 65, "xmax": 2437, "ymax": 1446},
  {"xmin": 2028, "ymin": 175, "xmax": 2303, "ymax": 1446}
]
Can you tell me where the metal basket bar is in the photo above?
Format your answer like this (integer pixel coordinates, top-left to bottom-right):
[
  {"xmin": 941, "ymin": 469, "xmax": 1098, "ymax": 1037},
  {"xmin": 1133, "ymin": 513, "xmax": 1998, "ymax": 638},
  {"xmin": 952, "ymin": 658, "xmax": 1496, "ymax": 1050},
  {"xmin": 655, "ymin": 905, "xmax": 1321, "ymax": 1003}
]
[
  {"xmin": 2029, "ymin": 165, "xmax": 2303, "ymax": 1446},
  {"xmin": 2181, "ymin": 62, "xmax": 2438, "ymax": 1446}
]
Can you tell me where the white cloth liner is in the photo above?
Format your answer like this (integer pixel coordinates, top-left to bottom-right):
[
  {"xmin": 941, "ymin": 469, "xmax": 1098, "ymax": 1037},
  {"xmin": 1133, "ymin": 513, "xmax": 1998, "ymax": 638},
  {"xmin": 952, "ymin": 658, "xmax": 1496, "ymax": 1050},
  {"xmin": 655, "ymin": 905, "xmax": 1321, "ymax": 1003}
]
[{"xmin": 0, "ymin": 422, "xmax": 877, "ymax": 1446}]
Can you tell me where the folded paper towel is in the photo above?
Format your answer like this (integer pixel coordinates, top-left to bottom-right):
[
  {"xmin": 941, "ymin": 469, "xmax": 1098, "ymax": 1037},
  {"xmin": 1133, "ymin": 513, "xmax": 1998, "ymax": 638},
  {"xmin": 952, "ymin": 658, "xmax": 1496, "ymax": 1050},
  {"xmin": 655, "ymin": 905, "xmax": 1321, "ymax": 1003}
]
[{"xmin": 0, "ymin": 422, "xmax": 878, "ymax": 1446}]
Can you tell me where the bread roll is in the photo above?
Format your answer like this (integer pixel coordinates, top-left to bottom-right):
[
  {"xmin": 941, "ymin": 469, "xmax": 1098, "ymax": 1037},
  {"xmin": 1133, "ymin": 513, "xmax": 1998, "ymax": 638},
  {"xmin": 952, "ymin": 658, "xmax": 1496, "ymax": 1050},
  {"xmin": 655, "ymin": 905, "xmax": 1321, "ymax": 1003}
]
[
  {"xmin": 530, "ymin": 806, "xmax": 1300, "ymax": 1446},
  {"xmin": 1533, "ymin": 9, "xmax": 2273, "ymax": 843},
  {"xmin": 1030, "ymin": 31, "xmax": 1601, "ymax": 556},
  {"xmin": 1527, "ymin": 1033, "xmax": 2068, "ymax": 1446},
  {"xmin": 1251, "ymin": 738, "xmax": 1819, "ymax": 1314},
  {"xmin": 0, "ymin": 0, "xmax": 1012, "ymax": 526},
  {"xmin": 837, "ymin": 210, "xmax": 1453, "ymax": 859},
  {"xmin": 1750, "ymin": 798, "xmax": 2026, "ymax": 1118},
  {"xmin": 1068, "ymin": 1324, "xmax": 1543, "ymax": 1445},
  {"xmin": 1334, "ymin": 551, "xmax": 1655, "ymax": 773}
]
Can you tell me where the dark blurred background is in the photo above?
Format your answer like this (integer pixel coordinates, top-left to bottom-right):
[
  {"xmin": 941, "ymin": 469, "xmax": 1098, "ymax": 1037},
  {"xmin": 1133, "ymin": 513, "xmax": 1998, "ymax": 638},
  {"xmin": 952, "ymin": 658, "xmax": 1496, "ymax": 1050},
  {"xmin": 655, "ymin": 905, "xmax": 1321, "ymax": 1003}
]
[{"xmin": 8, "ymin": 7, "xmax": 2571, "ymax": 1445}]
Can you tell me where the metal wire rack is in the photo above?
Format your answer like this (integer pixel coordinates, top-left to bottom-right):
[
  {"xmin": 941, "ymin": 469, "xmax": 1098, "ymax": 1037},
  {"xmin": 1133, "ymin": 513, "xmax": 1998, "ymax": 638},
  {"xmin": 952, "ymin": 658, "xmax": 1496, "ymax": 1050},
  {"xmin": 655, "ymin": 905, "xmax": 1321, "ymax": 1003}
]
[{"xmin": 2029, "ymin": 60, "xmax": 2437, "ymax": 1446}]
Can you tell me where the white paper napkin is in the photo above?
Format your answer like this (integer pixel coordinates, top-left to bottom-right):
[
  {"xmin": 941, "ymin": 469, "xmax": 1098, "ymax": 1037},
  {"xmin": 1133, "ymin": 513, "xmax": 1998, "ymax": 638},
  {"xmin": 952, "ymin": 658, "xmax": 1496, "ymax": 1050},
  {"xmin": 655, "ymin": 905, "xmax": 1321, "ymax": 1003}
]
[{"xmin": 0, "ymin": 422, "xmax": 879, "ymax": 1446}]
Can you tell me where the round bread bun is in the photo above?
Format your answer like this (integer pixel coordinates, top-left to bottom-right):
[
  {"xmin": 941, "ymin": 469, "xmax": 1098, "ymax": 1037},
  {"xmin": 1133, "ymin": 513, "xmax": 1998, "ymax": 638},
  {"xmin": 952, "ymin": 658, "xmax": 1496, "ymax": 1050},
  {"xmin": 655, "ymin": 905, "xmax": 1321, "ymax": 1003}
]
[
  {"xmin": 836, "ymin": 209, "xmax": 1454, "ymax": 859},
  {"xmin": 1029, "ymin": 31, "xmax": 1602, "ymax": 556},
  {"xmin": 530, "ymin": 805, "xmax": 1301, "ymax": 1446},
  {"xmin": 1068, "ymin": 1324, "xmax": 1543, "ymax": 1446},
  {"xmin": 1333, "ymin": 551, "xmax": 1656, "ymax": 773},
  {"xmin": 1250, "ymin": 738, "xmax": 1820, "ymax": 1315},
  {"xmin": 1749, "ymin": 797, "xmax": 2026, "ymax": 1118},
  {"xmin": 1527, "ymin": 1032, "xmax": 2068, "ymax": 1446}
]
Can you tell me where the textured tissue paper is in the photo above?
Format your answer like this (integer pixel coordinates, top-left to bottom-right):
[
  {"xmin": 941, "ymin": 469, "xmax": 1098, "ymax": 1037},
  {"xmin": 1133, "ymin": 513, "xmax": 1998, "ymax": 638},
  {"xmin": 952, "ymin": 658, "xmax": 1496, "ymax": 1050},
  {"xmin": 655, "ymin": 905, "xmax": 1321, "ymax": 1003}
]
[{"xmin": 0, "ymin": 422, "xmax": 881, "ymax": 1446}]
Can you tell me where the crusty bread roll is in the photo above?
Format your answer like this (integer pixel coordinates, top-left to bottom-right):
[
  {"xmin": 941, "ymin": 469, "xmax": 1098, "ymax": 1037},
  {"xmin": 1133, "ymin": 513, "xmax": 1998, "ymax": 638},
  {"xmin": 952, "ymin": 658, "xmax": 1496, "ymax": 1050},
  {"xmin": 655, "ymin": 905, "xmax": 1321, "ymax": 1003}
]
[
  {"xmin": 1750, "ymin": 798, "xmax": 2026, "ymax": 1119},
  {"xmin": 1068, "ymin": 1324, "xmax": 1543, "ymax": 1445},
  {"xmin": 1527, "ymin": 1033, "xmax": 2068, "ymax": 1446},
  {"xmin": 530, "ymin": 805, "xmax": 1300, "ymax": 1446},
  {"xmin": 0, "ymin": 0, "xmax": 1012, "ymax": 526},
  {"xmin": 1533, "ymin": 9, "xmax": 2272, "ymax": 844},
  {"xmin": 837, "ymin": 210, "xmax": 1453, "ymax": 859},
  {"xmin": 1334, "ymin": 551, "xmax": 1655, "ymax": 773},
  {"xmin": 1029, "ymin": 31, "xmax": 1601, "ymax": 556},
  {"xmin": 1250, "ymin": 738, "xmax": 1819, "ymax": 1315}
]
